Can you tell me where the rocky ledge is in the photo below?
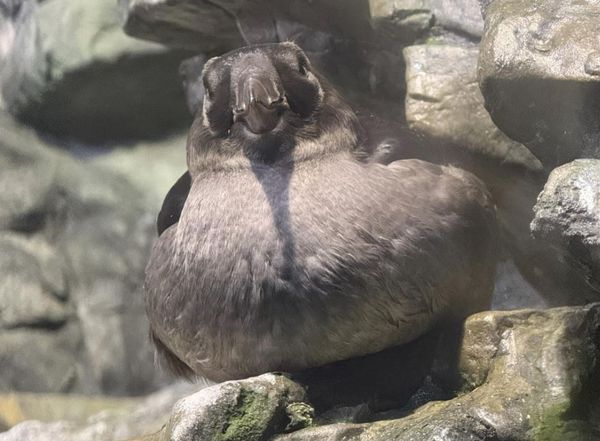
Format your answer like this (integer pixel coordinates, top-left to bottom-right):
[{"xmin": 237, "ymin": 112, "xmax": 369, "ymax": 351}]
[{"xmin": 2, "ymin": 304, "xmax": 598, "ymax": 441}]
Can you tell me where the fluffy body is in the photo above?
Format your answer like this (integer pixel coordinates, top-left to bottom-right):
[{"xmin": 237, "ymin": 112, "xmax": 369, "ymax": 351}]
[{"xmin": 145, "ymin": 43, "xmax": 498, "ymax": 381}]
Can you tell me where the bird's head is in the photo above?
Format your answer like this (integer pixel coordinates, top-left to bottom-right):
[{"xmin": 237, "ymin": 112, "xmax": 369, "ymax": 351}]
[{"xmin": 189, "ymin": 42, "xmax": 361, "ymax": 166}]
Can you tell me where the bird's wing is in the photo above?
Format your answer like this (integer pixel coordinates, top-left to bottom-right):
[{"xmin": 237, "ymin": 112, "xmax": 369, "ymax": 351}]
[{"xmin": 157, "ymin": 171, "xmax": 192, "ymax": 236}]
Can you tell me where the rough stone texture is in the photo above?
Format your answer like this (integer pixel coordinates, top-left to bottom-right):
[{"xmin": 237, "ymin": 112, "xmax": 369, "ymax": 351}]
[
  {"xmin": 404, "ymin": 42, "xmax": 600, "ymax": 306},
  {"xmin": 0, "ymin": 0, "xmax": 45, "ymax": 113},
  {"xmin": 491, "ymin": 259, "xmax": 548, "ymax": 310},
  {"xmin": 274, "ymin": 304, "xmax": 600, "ymax": 440},
  {"xmin": 370, "ymin": 0, "xmax": 484, "ymax": 39},
  {"xmin": 404, "ymin": 44, "xmax": 542, "ymax": 171},
  {"xmin": 120, "ymin": 0, "xmax": 371, "ymax": 51},
  {"xmin": 0, "ymin": 382, "xmax": 200, "ymax": 441},
  {"xmin": 154, "ymin": 374, "xmax": 309, "ymax": 441},
  {"xmin": 531, "ymin": 159, "xmax": 600, "ymax": 294},
  {"xmin": 0, "ymin": 111, "xmax": 171, "ymax": 395},
  {"xmin": 1, "ymin": 0, "xmax": 190, "ymax": 142},
  {"xmin": 478, "ymin": 0, "xmax": 600, "ymax": 168}
]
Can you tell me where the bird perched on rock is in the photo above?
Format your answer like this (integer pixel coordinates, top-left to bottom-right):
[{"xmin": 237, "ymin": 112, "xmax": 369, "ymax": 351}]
[{"xmin": 145, "ymin": 42, "xmax": 498, "ymax": 382}]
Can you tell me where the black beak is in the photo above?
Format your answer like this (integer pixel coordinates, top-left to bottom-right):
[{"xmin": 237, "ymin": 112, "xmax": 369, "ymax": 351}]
[{"xmin": 233, "ymin": 76, "xmax": 288, "ymax": 134}]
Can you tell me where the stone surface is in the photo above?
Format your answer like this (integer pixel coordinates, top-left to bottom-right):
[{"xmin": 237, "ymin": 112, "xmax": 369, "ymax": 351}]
[
  {"xmin": 491, "ymin": 259, "xmax": 548, "ymax": 310},
  {"xmin": 404, "ymin": 44, "xmax": 542, "ymax": 171},
  {"xmin": 274, "ymin": 304, "xmax": 600, "ymax": 440},
  {"xmin": 0, "ymin": 0, "xmax": 45, "ymax": 112},
  {"xmin": 120, "ymin": 0, "xmax": 371, "ymax": 51},
  {"xmin": 403, "ymin": 42, "xmax": 600, "ymax": 306},
  {"xmin": 370, "ymin": 0, "xmax": 484, "ymax": 39},
  {"xmin": 0, "ymin": 112, "xmax": 170, "ymax": 395},
  {"xmin": 531, "ymin": 159, "xmax": 600, "ymax": 294},
  {"xmin": 154, "ymin": 374, "xmax": 309, "ymax": 441},
  {"xmin": 0, "ymin": 382, "xmax": 199, "ymax": 441},
  {"xmin": 1, "ymin": 0, "xmax": 190, "ymax": 142},
  {"xmin": 478, "ymin": 0, "xmax": 600, "ymax": 168}
]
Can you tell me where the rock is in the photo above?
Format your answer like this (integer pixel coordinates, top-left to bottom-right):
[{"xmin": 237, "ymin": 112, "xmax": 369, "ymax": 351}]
[
  {"xmin": 0, "ymin": 382, "xmax": 199, "ymax": 441},
  {"xmin": 154, "ymin": 374, "xmax": 309, "ymax": 441},
  {"xmin": 1, "ymin": 0, "xmax": 190, "ymax": 143},
  {"xmin": 403, "ymin": 42, "xmax": 600, "ymax": 306},
  {"xmin": 0, "ymin": 234, "xmax": 71, "ymax": 328},
  {"xmin": 120, "ymin": 0, "xmax": 371, "ymax": 52},
  {"xmin": 531, "ymin": 159, "xmax": 600, "ymax": 294},
  {"xmin": 491, "ymin": 259, "xmax": 548, "ymax": 310},
  {"xmin": 274, "ymin": 304, "xmax": 600, "ymax": 440},
  {"xmin": 0, "ymin": 324, "xmax": 83, "ymax": 394},
  {"xmin": 478, "ymin": 0, "xmax": 600, "ymax": 168},
  {"xmin": 0, "ymin": 112, "xmax": 169, "ymax": 395},
  {"xmin": 370, "ymin": 0, "xmax": 484, "ymax": 40},
  {"xmin": 0, "ymin": 0, "xmax": 45, "ymax": 113},
  {"xmin": 404, "ymin": 44, "xmax": 542, "ymax": 171},
  {"xmin": 118, "ymin": 0, "xmax": 243, "ymax": 52},
  {"xmin": 90, "ymin": 132, "xmax": 188, "ymax": 207}
]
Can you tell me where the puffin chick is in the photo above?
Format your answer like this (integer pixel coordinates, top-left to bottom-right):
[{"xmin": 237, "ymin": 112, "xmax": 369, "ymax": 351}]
[{"xmin": 145, "ymin": 42, "xmax": 498, "ymax": 382}]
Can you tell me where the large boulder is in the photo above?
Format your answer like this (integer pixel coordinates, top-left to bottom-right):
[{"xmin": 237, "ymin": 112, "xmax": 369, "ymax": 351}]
[
  {"xmin": 119, "ymin": 0, "xmax": 372, "ymax": 51},
  {"xmin": 478, "ymin": 0, "xmax": 600, "ymax": 168},
  {"xmin": 403, "ymin": 42, "xmax": 600, "ymax": 306},
  {"xmin": 531, "ymin": 159, "xmax": 600, "ymax": 294},
  {"xmin": 0, "ymin": 112, "xmax": 174, "ymax": 395},
  {"xmin": 404, "ymin": 44, "xmax": 541, "ymax": 171},
  {"xmin": 5, "ymin": 305, "xmax": 597, "ymax": 440},
  {"xmin": 274, "ymin": 304, "xmax": 600, "ymax": 440},
  {"xmin": 370, "ymin": 0, "xmax": 484, "ymax": 40},
  {"xmin": 0, "ymin": 0, "xmax": 190, "ymax": 143}
]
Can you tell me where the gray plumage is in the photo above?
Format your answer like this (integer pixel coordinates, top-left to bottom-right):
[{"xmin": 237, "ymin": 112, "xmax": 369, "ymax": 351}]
[{"xmin": 145, "ymin": 42, "xmax": 498, "ymax": 382}]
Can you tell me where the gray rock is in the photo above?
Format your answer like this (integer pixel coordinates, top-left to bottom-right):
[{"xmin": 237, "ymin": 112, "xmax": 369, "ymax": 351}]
[
  {"xmin": 531, "ymin": 159, "xmax": 600, "ymax": 293},
  {"xmin": 0, "ymin": 0, "xmax": 45, "ymax": 112},
  {"xmin": 120, "ymin": 0, "xmax": 371, "ymax": 51},
  {"xmin": 370, "ymin": 0, "xmax": 483, "ymax": 39},
  {"xmin": 491, "ymin": 259, "xmax": 548, "ymax": 310},
  {"xmin": 119, "ymin": 0, "xmax": 243, "ymax": 52},
  {"xmin": 478, "ymin": 0, "xmax": 600, "ymax": 168},
  {"xmin": 404, "ymin": 44, "xmax": 542, "ymax": 171},
  {"xmin": 0, "ymin": 234, "xmax": 70, "ymax": 328},
  {"xmin": 403, "ymin": 43, "xmax": 600, "ymax": 306},
  {"xmin": 0, "ymin": 382, "xmax": 200, "ymax": 441},
  {"xmin": 0, "ymin": 324, "xmax": 83, "ymax": 394},
  {"xmin": 155, "ymin": 374, "xmax": 309, "ymax": 441},
  {"xmin": 275, "ymin": 304, "xmax": 600, "ymax": 440},
  {"xmin": 0, "ymin": 112, "xmax": 169, "ymax": 395},
  {"xmin": 2, "ymin": 0, "xmax": 190, "ymax": 142}
]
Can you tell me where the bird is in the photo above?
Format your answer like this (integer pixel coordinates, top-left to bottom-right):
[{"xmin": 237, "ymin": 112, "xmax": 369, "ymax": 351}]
[{"xmin": 144, "ymin": 42, "xmax": 498, "ymax": 382}]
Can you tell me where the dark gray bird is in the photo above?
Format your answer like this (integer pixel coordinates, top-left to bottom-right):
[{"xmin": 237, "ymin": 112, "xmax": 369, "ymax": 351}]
[{"xmin": 145, "ymin": 42, "xmax": 498, "ymax": 382}]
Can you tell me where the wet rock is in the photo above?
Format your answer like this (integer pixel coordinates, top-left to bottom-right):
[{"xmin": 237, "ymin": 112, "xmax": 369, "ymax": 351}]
[
  {"xmin": 0, "ymin": 112, "xmax": 168, "ymax": 395},
  {"xmin": 153, "ymin": 374, "xmax": 309, "ymax": 441},
  {"xmin": 478, "ymin": 0, "xmax": 600, "ymax": 168},
  {"xmin": 274, "ymin": 304, "xmax": 600, "ymax": 440},
  {"xmin": 370, "ymin": 0, "xmax": 483, "ymax": 40},
  {"xmin": 404, "ymin": 44, "xmax": 541, "ymax": 171},
  {"xmin": 1, "ymin": 0, "xmax": 190, "ymax": 143},
  {"xmin": 531, "ymin": 159, "xmax": 600, "ymax": 294},
  {"xmin": 0, "ymin": 382, "xmax": 199, "ymax": 441}
]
